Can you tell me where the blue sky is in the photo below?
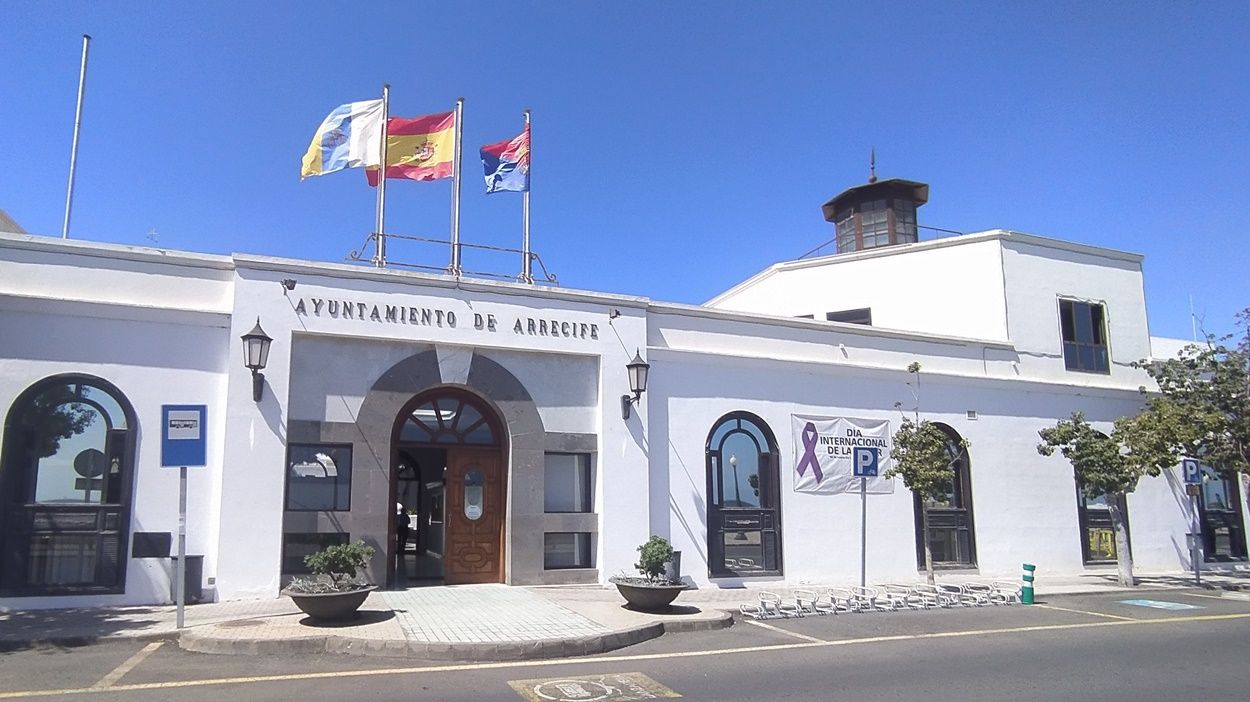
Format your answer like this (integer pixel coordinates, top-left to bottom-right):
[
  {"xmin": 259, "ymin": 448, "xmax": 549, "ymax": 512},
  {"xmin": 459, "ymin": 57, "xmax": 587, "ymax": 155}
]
[{"xmin": 3, "ymin": 2, "xmax": 1247, "ymax": 339}]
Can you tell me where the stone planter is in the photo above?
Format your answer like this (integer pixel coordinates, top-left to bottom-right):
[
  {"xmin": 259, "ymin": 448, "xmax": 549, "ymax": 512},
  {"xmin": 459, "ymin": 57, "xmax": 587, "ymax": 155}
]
[
  {"xmin": 281, "ymin": 585, "xmax": 377, "ymax": 622},
  {"xmin": 609, "ymin": 577, "xmax": 687, "ymax": 611}
]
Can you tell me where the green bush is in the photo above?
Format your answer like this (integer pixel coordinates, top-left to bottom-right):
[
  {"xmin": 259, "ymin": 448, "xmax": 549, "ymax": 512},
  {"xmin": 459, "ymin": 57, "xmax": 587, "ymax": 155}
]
[
  {"xmin": 635, "ymin": 535, "xmax": 674, "ymax": 582},
  {"xmin": 303, "ymin": 540, "xmax": 375, "ymax": 589}
]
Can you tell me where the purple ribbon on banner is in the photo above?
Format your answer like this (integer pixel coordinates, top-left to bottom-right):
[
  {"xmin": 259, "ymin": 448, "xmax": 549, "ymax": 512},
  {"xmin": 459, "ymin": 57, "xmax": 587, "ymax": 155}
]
[{"xmin": 795, "ymin": 422, "xmax": 823, "ymax": 483}]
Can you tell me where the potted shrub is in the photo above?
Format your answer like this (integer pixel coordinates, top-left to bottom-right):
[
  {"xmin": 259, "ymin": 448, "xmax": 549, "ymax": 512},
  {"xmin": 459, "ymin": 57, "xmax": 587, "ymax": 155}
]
[
  {"xmin": 281, "ymin": 540, "xmax": 377, "ymax": 622},
  {"xmin": 609, "ymin": 536, "xmax": 688, "ymax": 611}
]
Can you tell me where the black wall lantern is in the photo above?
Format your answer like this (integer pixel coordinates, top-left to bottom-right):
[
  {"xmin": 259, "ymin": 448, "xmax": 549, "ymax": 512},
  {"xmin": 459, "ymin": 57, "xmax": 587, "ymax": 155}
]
[
  {"xmin": 621, "ymin": 349, "xmax": 650, "ymax": 420},
  {"xmin": 240, "ymin": 318, "xmax": 273, "ymax": 402}
]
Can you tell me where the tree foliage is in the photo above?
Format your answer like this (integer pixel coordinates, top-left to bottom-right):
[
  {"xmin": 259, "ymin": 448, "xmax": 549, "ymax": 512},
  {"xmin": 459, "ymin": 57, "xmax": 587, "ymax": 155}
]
[
  {"xmin": 1125, "ymin": 310, "xmax": 1250, "ymax": 478},
  {"xmin": 886, "ymin": 418, "xmax": 965, "ymax": 502},
  {"xmin": 1037, "ymin": 412, "xmax": 1152, "ymax": 497}
]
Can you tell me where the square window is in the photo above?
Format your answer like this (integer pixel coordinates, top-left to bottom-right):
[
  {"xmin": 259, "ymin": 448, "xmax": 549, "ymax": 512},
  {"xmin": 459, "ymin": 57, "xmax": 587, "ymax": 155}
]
[
  {"xmin": 281, "ymin": 532, "xmax": 348, "ymax": 575},
  {"xmin": 285, "ymin": 444, "xmax": 352, "ymax": 511},
  {"xmin": 544, "ymin": 453, "xmax": 593, "ymax": 513},
  {"xmin": 544, "ymin": 532, "xmax": 592, "ymax": 569},
  {"xmin": 1059, "ymin": 300, "xmax": 1110, "ymax": 374}
]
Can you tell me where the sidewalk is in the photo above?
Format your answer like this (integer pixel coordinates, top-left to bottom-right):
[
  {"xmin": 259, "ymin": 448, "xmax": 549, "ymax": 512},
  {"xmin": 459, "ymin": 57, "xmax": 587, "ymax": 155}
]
[{"xmin": 1, "ymin": 569, "xmax": 1245, "ymax": 660}]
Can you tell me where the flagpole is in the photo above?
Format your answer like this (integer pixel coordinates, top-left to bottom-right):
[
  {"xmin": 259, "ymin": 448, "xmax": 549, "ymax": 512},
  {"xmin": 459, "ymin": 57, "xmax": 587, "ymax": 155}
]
[
  {"xmin": 373, "ymin": 84, "xmax": 390, "ymax": 268},
  {"xmin": 449, "ymin": 97, "xmax": 464, "ymax": 276},
  {"xmin": 62, "ymin": 34, "xmax": 91, "ymax": 239},
  {"xmin": 520, "ymin": 109, "xmax": 533, "ymax": 284}
]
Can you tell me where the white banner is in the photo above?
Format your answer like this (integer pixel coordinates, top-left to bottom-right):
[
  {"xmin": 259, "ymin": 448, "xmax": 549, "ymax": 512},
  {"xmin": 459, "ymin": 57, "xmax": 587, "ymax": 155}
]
[{"xmin": 792, "ymin": 415, "xmax": 894, "ymax": 494}]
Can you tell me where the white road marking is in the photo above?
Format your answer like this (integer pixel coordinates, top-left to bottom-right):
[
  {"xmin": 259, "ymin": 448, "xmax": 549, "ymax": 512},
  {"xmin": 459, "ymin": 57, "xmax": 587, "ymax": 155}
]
[
  {"xmin": 90, "ymin": 641, "xmax": 163, "ymax": 689},
  {"xmin": 744, "ymin": 618, "xmax": 827, "ymax": 643},
  {"xmin": 1031, "ymin": 603, "xmax": 1137, "ymax": 621}
]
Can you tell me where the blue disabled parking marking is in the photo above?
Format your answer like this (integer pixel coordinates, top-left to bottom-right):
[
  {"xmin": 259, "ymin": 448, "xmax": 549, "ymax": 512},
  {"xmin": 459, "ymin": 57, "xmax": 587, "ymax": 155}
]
[{"xmin": 1118, "ymin": 599, "xmax": 1203, "ymax": 611}]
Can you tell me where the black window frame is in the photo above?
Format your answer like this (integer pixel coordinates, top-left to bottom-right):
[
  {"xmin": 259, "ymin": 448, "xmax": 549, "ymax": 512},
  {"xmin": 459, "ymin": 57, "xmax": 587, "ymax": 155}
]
[
  {"xmin": 1059, "ymin": 299, "xmax": 1111, "ymax": 374},
  {"xmin": 826, "ymin": 308, "xmax": 873, "ymax": 326},
  {"xmin": 543, "ymin": 532, "xmax": 593, "ymax": 570},
  {"xmin": 912, "ymin": 423, "xmax": 977, "ymax": 570},
  {"xmin": 706, "ymin": 412, "xmax": 784, "ymax": 578},
  {"xmin": 284, "ymin": 443, "xmax": 353, "ymax": 512},
  {"xmin": 1075, "ymin": 482, "xmax": 1128, "ymax": 565},
  {"xmin": 0, "ymin": 375, "xmax": 138, "ymax": 597}
]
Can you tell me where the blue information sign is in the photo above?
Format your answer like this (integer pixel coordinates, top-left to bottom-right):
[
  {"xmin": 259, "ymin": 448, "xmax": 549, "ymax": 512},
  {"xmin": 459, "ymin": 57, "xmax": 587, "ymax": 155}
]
[
  {"xmin": 853, "ymin": 447, "xmax": 879, "ymax": 477},
  {"xmin": 161, "ymin": 405, "xmax": 207, "ymax": 468}
]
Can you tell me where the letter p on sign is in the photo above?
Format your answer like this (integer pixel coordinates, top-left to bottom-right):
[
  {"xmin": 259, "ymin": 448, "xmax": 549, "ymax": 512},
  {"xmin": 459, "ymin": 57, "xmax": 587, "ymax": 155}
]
[{"xmin": 853, "ymin": 447, "xmax": 879, "ymax": 477}]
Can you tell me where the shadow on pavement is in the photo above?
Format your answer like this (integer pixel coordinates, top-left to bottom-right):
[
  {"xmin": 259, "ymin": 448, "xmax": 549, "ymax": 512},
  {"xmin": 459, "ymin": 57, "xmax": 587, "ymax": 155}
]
[{"xmin": 0, "ymin": 607, "xmax": 163, "ymax": 653}]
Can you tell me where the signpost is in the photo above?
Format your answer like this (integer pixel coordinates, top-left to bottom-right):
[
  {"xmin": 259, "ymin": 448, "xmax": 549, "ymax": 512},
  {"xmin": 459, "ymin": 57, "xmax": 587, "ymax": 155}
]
[
  {"xmin": 853, "ymin": 447, "xmax": 879, "ymax": 588},
  {"xmin": 161, "ymin": 405, "xmax": 207, "ymax": 629},
  {"xmin": 1182, "ymin": 458, "xmax": 1203, "ymax": 586}
]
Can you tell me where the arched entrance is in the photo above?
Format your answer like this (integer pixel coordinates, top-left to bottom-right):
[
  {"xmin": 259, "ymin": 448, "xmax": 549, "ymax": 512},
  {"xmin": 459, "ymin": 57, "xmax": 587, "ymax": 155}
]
[{"xmin": 390, "ymin": 388, "xmax": 507, "ymax": 586}]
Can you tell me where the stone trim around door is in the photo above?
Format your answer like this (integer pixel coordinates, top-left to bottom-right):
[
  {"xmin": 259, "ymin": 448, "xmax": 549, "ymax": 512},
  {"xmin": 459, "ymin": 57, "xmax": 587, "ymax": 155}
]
[{"xmin": 285, "ymin": 348, "xmax": 607, "ymax": 587}]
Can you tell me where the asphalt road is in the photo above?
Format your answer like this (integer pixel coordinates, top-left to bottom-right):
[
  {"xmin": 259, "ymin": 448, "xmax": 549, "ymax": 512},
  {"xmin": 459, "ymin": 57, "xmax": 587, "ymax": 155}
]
[{"xmin": 2, "ymin": 589, "xmax": 1248, "ymax": 701}]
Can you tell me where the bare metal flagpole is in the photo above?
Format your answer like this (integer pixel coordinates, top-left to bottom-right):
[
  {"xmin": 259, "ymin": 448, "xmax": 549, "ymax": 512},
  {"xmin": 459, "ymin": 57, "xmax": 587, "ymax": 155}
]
[
  {"xmin": 520, "ymin": 109, "xmax": 533, "ymax": 283},
  {"xmin": 62, "ymin": 34, "xmax": 91, "ymax": 239},
  {"xmin": 373, "ymin": 84, "xmax": 391, "ymax": 268},
  {"xmin": 449, "ymin": 97, "xmax": 464, "ymax": 276}
]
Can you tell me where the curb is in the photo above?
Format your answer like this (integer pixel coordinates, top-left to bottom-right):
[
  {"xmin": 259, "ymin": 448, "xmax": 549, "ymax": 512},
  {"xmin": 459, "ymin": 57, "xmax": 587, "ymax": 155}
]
[
  {"xmin": 179, "ymin": 621, "xmax": 665, "ymax": 660},
  {"xmin": 178, "ymin": 610, "xmax": 732, "ymax": 660}
]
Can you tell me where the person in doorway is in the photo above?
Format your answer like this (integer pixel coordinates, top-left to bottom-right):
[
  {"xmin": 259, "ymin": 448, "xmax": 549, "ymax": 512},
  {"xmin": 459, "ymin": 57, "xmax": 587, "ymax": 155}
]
[{"xmin": 396, "ymin": 502, "xmax": 410, "ymax": 560}]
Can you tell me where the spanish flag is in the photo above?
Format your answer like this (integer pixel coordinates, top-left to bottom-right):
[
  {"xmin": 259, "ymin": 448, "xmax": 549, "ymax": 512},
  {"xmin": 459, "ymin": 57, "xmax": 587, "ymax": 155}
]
[{"xmin": 366, "ymin": 111, "xmax": 456, "ymax": 185}]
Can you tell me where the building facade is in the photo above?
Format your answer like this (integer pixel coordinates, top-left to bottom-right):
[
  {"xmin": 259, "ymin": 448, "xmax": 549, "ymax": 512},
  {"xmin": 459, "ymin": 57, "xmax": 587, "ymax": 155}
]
[{"xmin": 1, "ymin": 187, "xmax": 1245, "ymax": 609}]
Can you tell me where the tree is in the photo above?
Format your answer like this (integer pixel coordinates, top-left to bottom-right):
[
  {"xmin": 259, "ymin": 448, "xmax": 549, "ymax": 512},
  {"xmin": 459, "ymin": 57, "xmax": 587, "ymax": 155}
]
[
  {"xmin": 1037, "ymin": 412, "xmax": 1156, "ymax": 586},
  {"xmin": 885, "ymin": 362, "xmax": 969, "ymax": 585},
  {"xmin": 1124, "ymin": 308, "xmax": 1250, "ymax": 480}
]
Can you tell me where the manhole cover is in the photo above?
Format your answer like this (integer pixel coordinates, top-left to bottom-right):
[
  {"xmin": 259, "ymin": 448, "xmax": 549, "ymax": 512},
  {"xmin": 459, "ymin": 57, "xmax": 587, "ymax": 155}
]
[
  {"xmin": 218, "ymin": 620, "xmax": 265, "ymax": 628},
  {"xmin": 507, "ymin": 672, "xmax": 679, "ymax": 701}
]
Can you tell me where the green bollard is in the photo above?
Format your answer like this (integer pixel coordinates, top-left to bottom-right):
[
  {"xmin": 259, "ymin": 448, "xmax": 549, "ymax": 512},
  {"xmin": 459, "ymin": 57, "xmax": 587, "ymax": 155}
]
[{"xmin": 1021, "ymin": 563, "xmax": 1036, "ymax": 605}]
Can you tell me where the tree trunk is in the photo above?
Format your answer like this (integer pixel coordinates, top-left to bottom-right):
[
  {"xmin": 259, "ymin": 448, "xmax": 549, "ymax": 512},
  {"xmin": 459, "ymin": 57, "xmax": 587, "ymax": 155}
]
[
  {"xmin": 922, "ymin": 504, "xmax": 935, "ymax": 585},
  {"xmin": 1107, "ymin": 495, "xmax": 1134, "ymax": 587}
]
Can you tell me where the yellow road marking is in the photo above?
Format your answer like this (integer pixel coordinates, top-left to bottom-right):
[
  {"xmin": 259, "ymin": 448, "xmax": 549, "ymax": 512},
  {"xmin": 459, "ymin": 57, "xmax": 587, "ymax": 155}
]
[
  {"xmin": 1031, "ymin": 603, "xmax": 1137, "ymax": 621},
  {"xmin": 90, "ymin": 642, "xmax": 163, "ymax": 689},
  {"xmin": 743, "ymin": 619, "xmax": 827, "ymax": 643},
  {"xmin": 2, "ymin": 612, "xmax": 1249, "ymax": 699}
]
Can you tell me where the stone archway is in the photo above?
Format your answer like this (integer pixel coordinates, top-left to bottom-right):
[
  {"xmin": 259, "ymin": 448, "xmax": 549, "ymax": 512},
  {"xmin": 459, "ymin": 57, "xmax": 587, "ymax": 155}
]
[{"xmin": 353, "ymin": 350, "xmax": 545, "ymax": 586}]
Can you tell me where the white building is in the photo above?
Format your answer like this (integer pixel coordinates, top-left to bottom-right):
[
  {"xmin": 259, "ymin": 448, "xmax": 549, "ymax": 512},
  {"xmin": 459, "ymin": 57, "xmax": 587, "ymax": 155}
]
[{"xmin": 0, "ymin": 177, "xmax": 1244, "ymax": 610}]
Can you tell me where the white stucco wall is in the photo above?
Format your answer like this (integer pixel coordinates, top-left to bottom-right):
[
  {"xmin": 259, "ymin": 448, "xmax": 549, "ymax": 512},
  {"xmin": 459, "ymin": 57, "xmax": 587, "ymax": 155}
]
[
  {"xmin": 708, "ymin": 234, "xmax": 1010, "ymax": 341},
  {"xmin": 648, "ymin": 306, "xmax": 1194, "ymax": 587},
  {"xmin": 0, "ymin": 300, "xmax": 229, "ymax": 610}
]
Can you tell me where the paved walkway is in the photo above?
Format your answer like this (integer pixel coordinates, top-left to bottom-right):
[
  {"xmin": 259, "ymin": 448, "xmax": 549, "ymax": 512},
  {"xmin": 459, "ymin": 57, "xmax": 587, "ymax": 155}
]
[{"xmin": 1, "ymin": 569, "xmax": 1245, "ymax": 661}]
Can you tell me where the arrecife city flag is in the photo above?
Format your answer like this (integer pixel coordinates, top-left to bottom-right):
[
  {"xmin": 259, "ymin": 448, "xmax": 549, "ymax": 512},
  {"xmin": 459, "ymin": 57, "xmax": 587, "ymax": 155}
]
[
  {"xmin": 480, "ymin": 125, "xmax": 530, "ymax": 193},
  {"xmin": 366, "ymin": 111, "xmax": 456, "ymax": 185},
  {"xmin": 300, "ymin": 99, "xmax": 384, "ymax": 179}
]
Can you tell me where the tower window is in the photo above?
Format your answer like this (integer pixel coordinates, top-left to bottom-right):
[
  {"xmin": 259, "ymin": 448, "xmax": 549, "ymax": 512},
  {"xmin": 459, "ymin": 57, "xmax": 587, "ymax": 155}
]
[{"xmin": 1059, "ymin": 300, "xmax": 1110, "ymax": 374}]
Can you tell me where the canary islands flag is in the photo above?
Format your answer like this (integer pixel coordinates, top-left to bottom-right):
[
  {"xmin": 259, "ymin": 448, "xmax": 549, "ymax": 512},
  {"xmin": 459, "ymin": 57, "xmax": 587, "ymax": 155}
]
[
  {"xmin": 300, "ymin": 99, "xmax": 385, "ymax": 179},
  {"xmin": 366, "ymin": 111, "xmax": 456, "ymax": 185},
  {"xmin": 480, "ymin": 126, "xmax": 530, "ymax": 193}
]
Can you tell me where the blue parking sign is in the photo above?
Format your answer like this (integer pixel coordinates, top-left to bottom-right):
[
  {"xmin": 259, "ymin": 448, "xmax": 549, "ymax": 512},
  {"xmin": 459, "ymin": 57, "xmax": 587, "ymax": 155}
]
[
  {"xmin": 1182, "ymin": 458, "xmax": 1202, "ymax": 485},
  {"xmin": 853, "ymin": 447, "xmax": 879, "ymax": 477}
]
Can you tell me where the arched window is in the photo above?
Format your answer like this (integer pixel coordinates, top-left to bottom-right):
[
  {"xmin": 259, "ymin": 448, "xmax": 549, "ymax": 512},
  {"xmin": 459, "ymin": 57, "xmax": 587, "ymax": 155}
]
[
  {"xmin": 398, "ymin": 394, "xmax": 499, "ymax": 446},
  {"xmin": 913, "ymin": 423, "xmax": 976, "ymax": 569},
  {"xmin": 1, "ymin": 376, "xmax": 136, "ymax": 595},
  {"xmin": 706, "ymin": 412, "xmax": 782, "ymax": 577}
]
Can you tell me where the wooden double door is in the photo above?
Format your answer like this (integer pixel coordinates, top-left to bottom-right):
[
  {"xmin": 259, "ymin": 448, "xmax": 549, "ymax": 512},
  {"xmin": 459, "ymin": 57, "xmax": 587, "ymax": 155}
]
[{"xmin": 442, "ymin": 448, "xmax": 505, "ymax": 584}]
